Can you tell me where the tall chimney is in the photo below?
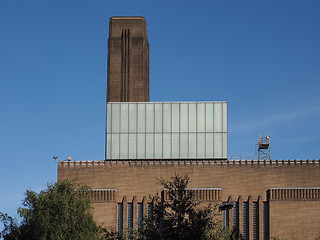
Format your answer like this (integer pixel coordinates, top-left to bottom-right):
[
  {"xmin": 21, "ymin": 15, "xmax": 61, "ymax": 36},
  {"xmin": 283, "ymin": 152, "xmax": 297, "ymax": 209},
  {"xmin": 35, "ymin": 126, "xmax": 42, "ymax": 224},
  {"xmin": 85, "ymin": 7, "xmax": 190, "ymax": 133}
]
[{"xmin": 107, "ymin": 17, "xmax": 149, "ymax": 102}]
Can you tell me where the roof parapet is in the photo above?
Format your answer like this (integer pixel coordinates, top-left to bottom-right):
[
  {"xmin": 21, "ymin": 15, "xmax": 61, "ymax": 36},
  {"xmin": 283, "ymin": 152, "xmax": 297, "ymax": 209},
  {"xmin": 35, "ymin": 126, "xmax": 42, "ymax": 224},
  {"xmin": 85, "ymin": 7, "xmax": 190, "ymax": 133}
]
[{"xmin": 58, "ymin": 159, "xmax": 320, "ymax": 167}]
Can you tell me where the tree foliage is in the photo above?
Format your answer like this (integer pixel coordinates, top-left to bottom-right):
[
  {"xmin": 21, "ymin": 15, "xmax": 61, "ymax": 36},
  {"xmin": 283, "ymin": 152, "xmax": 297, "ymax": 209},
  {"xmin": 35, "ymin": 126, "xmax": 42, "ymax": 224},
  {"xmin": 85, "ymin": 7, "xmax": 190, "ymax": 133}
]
[
  {"xmin": 138, "ymin": 174, "xmax": 226, "ymax": 240},
  {"xmin": 1, "ymin": 176, "xmax": 241, "ymax": 240},
  {"xmin": 0, "ymin": 180, "xmax": 101, "ymax": 240},
  {"xmin": 0, "ymin": 212, "xmax": 21, "ymax": 239}
]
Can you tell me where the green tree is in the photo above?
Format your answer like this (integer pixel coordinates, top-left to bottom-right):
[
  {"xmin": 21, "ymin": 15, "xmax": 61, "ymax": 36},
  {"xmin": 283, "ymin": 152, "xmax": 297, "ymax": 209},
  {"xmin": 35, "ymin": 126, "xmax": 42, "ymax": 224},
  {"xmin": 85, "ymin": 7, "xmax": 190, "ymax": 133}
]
[
  {"xmin": 0, "ymin": 180, "xmax": 102, "ymax": 240},
  {"xmin": 139, "ymin": 174, "xmax": 226, "ymax": 240},
  {"xmin": 0, "ymin": 212, "xmax": 21, "ymax": 240}
]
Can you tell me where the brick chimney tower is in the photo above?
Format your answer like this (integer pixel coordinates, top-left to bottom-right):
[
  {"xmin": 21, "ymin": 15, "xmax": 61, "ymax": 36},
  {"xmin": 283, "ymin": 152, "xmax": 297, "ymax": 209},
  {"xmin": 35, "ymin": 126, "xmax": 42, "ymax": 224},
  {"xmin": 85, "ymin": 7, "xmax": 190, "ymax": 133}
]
[{"xmin": 107, "ymin": 17, "xmax": 149, "ymax": 102}]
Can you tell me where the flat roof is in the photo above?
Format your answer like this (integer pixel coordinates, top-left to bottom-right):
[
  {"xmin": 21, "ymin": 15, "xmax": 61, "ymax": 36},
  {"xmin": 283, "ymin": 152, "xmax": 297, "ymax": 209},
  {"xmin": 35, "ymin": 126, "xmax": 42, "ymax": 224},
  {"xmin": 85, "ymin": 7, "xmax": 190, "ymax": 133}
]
[
  {"xmin": 107, "ymin": 101, "xmax": 227, "ymax": 104},
  {"xmin": 110, "ymin": 16, "xmax": 146, "ymax": 21}
]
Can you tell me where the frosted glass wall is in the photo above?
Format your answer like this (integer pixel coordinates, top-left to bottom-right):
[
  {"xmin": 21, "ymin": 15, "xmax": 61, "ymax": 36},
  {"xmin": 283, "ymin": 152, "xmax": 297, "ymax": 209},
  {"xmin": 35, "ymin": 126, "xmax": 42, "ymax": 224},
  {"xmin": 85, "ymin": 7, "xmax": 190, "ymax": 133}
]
[{"xmin": 106, "ymin": 102, "xmax": 227, "ymax": 159}]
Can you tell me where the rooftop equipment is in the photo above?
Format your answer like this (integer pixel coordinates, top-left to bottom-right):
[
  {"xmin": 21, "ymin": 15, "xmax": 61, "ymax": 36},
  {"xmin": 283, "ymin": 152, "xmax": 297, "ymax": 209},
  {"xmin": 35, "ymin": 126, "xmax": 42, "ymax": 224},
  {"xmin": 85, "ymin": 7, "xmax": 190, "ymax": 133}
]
[{"xmin": 256, "ymin": 134, "xmax": 270, "ymax": 160}]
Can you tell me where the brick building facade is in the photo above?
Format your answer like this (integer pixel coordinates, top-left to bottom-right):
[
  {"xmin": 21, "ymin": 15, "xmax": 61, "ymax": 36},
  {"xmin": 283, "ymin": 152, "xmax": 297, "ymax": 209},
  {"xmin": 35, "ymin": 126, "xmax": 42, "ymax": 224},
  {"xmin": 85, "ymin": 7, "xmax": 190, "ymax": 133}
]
[
  {"xmin": 58, "ymin": 160, "xmax": 320, "ymax": 239},
  {"xmin": 57, "ymin": 17, "xmax": 320, "ymax": 240}
]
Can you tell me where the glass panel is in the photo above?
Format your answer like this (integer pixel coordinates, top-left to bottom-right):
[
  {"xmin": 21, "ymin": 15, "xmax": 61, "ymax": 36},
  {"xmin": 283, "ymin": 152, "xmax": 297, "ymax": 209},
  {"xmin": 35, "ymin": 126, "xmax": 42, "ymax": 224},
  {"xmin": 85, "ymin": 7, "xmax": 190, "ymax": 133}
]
[
  {"xmin": 226, "ymin": 209, "xmax": 230, "ymax": 226},
  {"xmin": 171, "ymin": 133, "xmax": 179, "ymax": 158},
  {"xmin": 253, "ymin": 202, "xmax": 259, "ymax": 240},
  {"xmin": 222, "ymin": 102, "xmax": 227, "ymax": 133},
  {"xmin": 180, "ymin": 103, "xmax": 188, "ymax": 132},
  {"xmin": 223, "ymin": 210, "xmax": 226, "ymax": 227},
  {"xmin": 206, "ymin": 133, "xmax": 214, "ymax": 158},
  {"xmin": 120, "ymin": 133, "xmax": 128, "ymax": 159},
  {"xmin": 214, "ymin": 103, "xmax": 222, "ymax": 133},
  {"xmin": 137, "ymin": 103, "xmax": 146, "ymax": 133},
  {"xmin": 263, "ymin": 202, "xmax": 270, "ymax": 240},
  {"xmin": 197, "ymin": 133, "xmax": 205, "ymax": 159},
  {"xmin": 154, "ymin": 103, "xmax": 163, "ymax": 132},
  {"xmin": 137, "ymin": 133, "xmax": 146, "ymax": 159},
  {"xmin": 172, "ymin": 103, "xmax": 180, "ymax": 132},
  {"xmin": 197, "ymin": 103, "xmax": 205, "ymax": 132},
  {"xmin": 128, "ymin": 203, "xmax": 133, "ymax": 239},
  {"xmin": 120, "ymin": 104, "xmax": 129, "ymax": 133},
  {"xmin": 180, "ymin": 133, "xmax": 188, "ymax": 158},
  {"xmin": 128, "ymin": 203, "xmax": 133, "ymax": 228},
  {"xmin": 223, "ymin": 133, "xmax": 227, "ymax": 159},
  {"xmin": 154, "ymin": 133, "xmax": 163, "ymax": 159},
  {"xmin": 163, "ymin": 103, "xmax": 171, "ymax": 133},
  {"xmin": 107, "ymin": 103, "xmax": 112, "ymax": 133},
  {"xmin": 117, "ymin": 203, "xmax": 123, "ymax": 237},
  {"xmin": 223, "ymin": 210, "xmax": 228, "ymax": 227},
  {"xmin": 146, "ymin": 134, "xmax": 154, "ymax": 159},
  {"xmin": 233, "ymin": 202, "xmax": 239, "ymax": 231},
  {"xmin": 111, "ymin": 134, "xmax": 120, "ymax": 159},
  {"xmin": 111, "ymin": 103, "xmax": 120, "ymax": 133},
  {"xmin": 214, "ymin": 133, "xmax": 223, "ymax": 158},
  {"xmin": 147, "ymin": 203, "xmax": 153, "ymax": 218},
  {"xmin": 146, "ymin": 103, "xmax": 154, "ymax": 133},
  {"xmin": 106, "ymin": 133, "xmax": 112, "ymax": 159},
  {"xmin": 128, "ymin": 134, "xmax": 137, "ymax": 159},
  {"xmin": 163, "ymin": 133, "xmax": 171, "ymax": 159},
  {"xmin": 188, "ymin": 103, "xmax": 196, "ymax": 133},
  {"xmin": 189, "ymin": 133, "xmax": 196, "ymax": 158},
  {"xmin": 243, "ymin": 202, "xmax": 249, "ymax": 240},
  {"xmin": 205, "ymin": 103, "xmax": 214, "ymax": 132},
  {"xmin": 128, "ymin": 103, "xmax": 137, "ymax": 133},
  {"xmin": 107, "ymin": 102, "xmax": 227, "ymax": 160},
  {"xmin": 137, "ymin": 203, "xmax": 143, "ymax": 230}
]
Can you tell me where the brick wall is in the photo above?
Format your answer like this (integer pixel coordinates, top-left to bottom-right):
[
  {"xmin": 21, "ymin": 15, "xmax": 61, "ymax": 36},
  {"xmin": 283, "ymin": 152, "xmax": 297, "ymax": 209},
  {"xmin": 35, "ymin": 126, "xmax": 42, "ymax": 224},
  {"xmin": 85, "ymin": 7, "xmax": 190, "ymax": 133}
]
[{"xmin": 58, "ymin": 160, "xmax": 320, "ymax": 240}]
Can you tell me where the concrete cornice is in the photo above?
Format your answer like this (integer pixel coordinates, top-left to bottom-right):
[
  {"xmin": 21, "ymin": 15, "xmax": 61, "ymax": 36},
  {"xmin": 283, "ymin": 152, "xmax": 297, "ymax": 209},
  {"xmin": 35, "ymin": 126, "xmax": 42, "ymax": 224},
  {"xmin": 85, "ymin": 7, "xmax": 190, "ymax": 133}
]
[{"xmin": 58, "ymin": 159, "xmax": 320, "ymax": 167}]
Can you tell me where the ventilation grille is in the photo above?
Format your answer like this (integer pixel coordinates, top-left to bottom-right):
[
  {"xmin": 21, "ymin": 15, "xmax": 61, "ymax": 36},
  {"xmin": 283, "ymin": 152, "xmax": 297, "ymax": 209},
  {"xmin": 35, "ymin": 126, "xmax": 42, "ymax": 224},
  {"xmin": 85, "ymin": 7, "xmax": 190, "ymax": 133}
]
[
  {"xmin": 269, "ymin": 188, "xmax": 320, "ymax": 201},
  {"xmin": 88, "ymin": 189, "xmax": 117, "ymax": 202},
  {"xmin": 162, "ymin": 188, "xmax": 222, "ymax": 201}
]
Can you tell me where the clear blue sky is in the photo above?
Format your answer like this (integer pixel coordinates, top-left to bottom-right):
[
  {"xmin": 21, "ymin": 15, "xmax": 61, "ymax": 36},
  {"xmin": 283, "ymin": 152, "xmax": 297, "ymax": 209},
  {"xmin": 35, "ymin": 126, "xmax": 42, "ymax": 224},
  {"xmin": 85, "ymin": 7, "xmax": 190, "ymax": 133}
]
[{"xmin": 1, "ymin": 0, "xmax": 320, "ymax": 219}]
